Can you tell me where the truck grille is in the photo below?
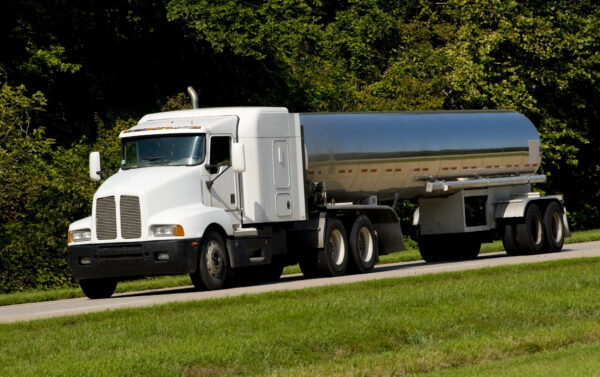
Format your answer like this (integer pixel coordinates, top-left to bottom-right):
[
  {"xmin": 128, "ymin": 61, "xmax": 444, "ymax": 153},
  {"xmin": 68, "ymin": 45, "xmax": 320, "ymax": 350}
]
[
  {"xmin": 120, "ymin": 195, "xmax": 141, "ymax": 239},
  {"xmin": 96, "ymin": 196, "xmax": 117, "ymax": 240}
]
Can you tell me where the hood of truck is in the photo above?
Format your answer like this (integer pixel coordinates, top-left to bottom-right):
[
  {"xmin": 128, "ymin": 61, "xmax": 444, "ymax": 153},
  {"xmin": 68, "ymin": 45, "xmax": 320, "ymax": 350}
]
[
  {"xmin": 96, "ymin": 166, "xmax": 202, "ymax": 196},
  {"xmin": 92, "ymin": 166, "xmax": 205, "ymax": 241}
]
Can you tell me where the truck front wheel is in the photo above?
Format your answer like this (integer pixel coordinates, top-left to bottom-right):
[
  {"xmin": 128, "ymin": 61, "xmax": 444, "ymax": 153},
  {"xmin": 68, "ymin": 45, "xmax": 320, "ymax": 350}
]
[
  {"xmin": 191, "ymin": 231, "xmax": 229, "ymax": 290},
  {"xmin": 80, "ymin": 278, "xmax": 117, "ymax": 299}
]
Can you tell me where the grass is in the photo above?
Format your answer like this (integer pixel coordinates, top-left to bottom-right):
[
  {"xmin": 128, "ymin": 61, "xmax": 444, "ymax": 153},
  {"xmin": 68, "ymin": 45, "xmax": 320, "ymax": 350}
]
[
  {"xmin": 1, "ymin": 228, "xmax": 599, "ymax": 307},
  {"xmin": 417, "ymin": 343, "xmax": 600, "ymax": 377},
  {"xmin": 1, "ymin": 258, "xmax": 600, "ymax": 376}
]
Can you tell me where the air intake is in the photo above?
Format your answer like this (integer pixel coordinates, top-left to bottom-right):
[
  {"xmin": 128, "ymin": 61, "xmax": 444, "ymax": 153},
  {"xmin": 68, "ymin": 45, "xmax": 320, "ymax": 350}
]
[
  {"xmin": 96, "ymin": 196, "xmax": 117, "ymax": 240},
  {"xmin": 120, "ymin": 195, "xmax": 141, "ymax": 239}
]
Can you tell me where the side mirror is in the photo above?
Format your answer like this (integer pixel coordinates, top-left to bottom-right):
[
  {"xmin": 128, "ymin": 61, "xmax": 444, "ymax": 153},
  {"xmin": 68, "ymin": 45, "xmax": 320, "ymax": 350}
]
[
  {"xmin": 89, "ymin": 152, "xmax": 102, "ymax": 181},
  {"xmin": 231, "ymin": 143, "xmax": 246, "ymax": 173}
]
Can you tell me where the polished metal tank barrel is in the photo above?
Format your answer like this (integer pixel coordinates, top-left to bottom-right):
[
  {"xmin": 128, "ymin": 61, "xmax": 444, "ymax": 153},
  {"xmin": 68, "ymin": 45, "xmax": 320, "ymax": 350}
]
[{"xmin": 300, "ymin": 111, "xmax": 542, "ymax": 201}]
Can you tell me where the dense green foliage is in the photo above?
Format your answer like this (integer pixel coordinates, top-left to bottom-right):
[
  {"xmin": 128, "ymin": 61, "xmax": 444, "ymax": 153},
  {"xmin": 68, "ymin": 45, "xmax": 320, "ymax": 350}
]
[{"xmin": 0, "ymin": 0, "xmax": 599, "ymax": 291}]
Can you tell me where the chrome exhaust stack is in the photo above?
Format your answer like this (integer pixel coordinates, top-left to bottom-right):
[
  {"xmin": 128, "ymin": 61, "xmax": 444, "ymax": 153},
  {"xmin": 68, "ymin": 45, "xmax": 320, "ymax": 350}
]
[{"xmin": 187, "ymin": 86, "xmax": 199, "ymax": 109}]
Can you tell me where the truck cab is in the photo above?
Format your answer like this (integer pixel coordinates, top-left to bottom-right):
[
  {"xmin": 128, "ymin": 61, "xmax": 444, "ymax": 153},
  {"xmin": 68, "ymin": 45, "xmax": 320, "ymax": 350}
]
[{"xmin": 68, "ymin": 107, "xmax": 307, "ymax": 298}]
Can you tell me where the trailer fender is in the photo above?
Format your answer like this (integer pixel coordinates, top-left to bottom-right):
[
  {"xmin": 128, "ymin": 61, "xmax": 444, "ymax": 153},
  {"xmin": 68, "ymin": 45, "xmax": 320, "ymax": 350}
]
[
  {"xmin": 326, "ymin": 204, "xmax": 406, "ymax": 255},
  {"xmin": 495, "ymin": 195, "xmax": 568, "ymax": 235}
]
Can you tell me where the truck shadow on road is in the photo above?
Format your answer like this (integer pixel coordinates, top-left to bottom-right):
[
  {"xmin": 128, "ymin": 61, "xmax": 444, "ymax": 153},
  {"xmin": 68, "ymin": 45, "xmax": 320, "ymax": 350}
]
[{"xmin": 113, "ymin": 249, "xmax": 577, "ymax": 299}]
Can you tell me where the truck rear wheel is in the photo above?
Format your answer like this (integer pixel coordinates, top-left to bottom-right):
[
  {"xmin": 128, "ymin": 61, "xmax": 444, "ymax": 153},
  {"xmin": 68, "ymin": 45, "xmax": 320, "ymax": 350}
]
[
  {"xmin": 502, "ymin": 224, "xmax": 522, "ymax": 256},
  {"xmin": 80, "ymin": 278, "xmax": 117, "ymax": 299},
  {"xmin": 256, "ymin": 262, "xmax": 285, "ymax": 282},
  {"xmin": 317, "ymin": 218, "xmax": 349, "ymax": 276},
  {"xmin": 543, "ymin": 201, "xmax": 565, "ymax": 252},
  {"xmin": 299, "ymin": 250, "xmax": 320, "ymax": 278},
  {"xmin": 516, "ymin": 204, "xmax": 545, "ymax": 254},
  {"xmin": 349, "ymin": 215, "xmax": 378, "ymax": 273},
  {"xmin": 191, "ymin": 230, "xmax": 229, "ymax": 290}
]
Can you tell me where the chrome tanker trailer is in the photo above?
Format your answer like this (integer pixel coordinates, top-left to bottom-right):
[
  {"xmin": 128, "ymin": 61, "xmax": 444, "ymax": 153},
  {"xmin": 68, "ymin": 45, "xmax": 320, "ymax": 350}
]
[
  {"xmin": 68, "ymin": 103, "xmax": 569, "ymax": 298},
  {"xmin": 300, "ymin": 111, "xmax": 568, "ymax": 263}
]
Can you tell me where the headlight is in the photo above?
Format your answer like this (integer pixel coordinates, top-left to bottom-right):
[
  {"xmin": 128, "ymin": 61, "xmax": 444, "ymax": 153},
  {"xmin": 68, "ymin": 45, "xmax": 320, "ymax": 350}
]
[
  {"xmin": 151, "ymin": 225, "xmax": 185, "ymax": 237},
  {"xmin": 69, "ymin": 229, "xmax": 92, "ymax": 243}
]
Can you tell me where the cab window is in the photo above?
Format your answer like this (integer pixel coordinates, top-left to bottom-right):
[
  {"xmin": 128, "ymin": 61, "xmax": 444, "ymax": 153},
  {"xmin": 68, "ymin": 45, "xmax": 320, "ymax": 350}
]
[{"xmin": 209, "ymin": 136, "xmax": 231, "ymax": 172}]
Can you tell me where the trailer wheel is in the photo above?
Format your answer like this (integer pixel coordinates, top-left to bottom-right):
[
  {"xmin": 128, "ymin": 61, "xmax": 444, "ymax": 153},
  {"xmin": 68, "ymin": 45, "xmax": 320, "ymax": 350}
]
[
  {"xmin": 516, "ymin": 204, "xmax": 545, "ymax": 254},
  {"xmin": 458, "ymin": 237, "xmax": 480, "ymax": 260},
  {"xmin": 349, "ymin": 215, "xmax": 378, "ymax": 273},
  {"xmin": 191, "ymin": 230, "xmax": 229, "ymax": 290},
  {"xmin": 418, "ymin": 235, "xmax": 441, "ymax": 262},
  {"xmin": 543, "ymin": 201, "xmax": 565, "ymax": 252},
  {"xmin": 317, "ymin": 218, "xmax": 349, "ymax": 276},
  {"xmin": 80, "ymin": 278, "xmax": 117, "ymax": 299},
  {"xmin": 502, "ymin": 224, "xmax": 521, "ymax": 256}
]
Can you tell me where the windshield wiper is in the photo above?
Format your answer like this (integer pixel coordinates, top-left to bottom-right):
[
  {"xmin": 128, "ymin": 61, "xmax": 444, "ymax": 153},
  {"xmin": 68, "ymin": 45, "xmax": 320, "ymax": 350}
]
[{"xmin": 141, "ymin": 156, "xmax": 165, "ymax": 161}]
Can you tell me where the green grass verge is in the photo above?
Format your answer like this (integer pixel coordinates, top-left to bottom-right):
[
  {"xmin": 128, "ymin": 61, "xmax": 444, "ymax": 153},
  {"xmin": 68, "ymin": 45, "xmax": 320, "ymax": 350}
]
[
  {"xmin": 1, "ymin": 258, "xmax": 600, "ymax": 376},
  {"xmin": 1, "ymin": 228, "xmax": 599, "ymax": 307},
  {"xmin": 417, "ymin": 343, "xmax": 600, "ymax": 377}
]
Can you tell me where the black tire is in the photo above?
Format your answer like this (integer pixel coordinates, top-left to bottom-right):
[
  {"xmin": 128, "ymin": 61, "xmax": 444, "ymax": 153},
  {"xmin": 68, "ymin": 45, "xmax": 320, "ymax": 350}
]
[
  {"xmin": 190, "ymin": 230, "xmax": 229, "ymax": 290},
  {"xmin": 80, "ymin": 278, "xmax": 117, "ymax": 299},
  {"xmin": 458, "ymin": 237, "xmax": 481, "ymax": 260},
  {"xmin": 516, "ymin": 204, "xmax": 545, "ymax": 254},
  {"xmin": 316, "ymin": 218, "xmax": 349, "ymax": 276},
  {"xmin": 348, "ymin": 215, "xmax": 378, "ymax": 273},
  {"xmin": 502, "ymin": 224, "xmax": 521, "ymax": 256},
  {"xmin": 256, "ymin": 262, "xmax": 285, "ymax": 282},
  {"xmin": 418, "ymin": 234, "xmax": 441, "ymax": 263},
  {"xmin": 299, "ymin": 249, "xmax": 320, "ymax": 278},
  {"xmin": 230, "ymin": 261, "xmax": 284, "ymax": 286},
  {"xmin": 543, "ymin": 201, "xmax": 565, "ymax": 252}
]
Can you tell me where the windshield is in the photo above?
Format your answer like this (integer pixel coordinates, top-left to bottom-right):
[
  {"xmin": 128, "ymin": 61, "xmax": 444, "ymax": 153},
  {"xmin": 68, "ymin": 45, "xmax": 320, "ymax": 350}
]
[{"xmin": 121, "ymin": 134, "xmax": 205, "ymax": 169}]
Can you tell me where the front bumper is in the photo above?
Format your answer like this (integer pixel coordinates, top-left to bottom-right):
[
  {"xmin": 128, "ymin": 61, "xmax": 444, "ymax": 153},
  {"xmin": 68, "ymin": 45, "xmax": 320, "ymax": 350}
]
[{"xmin": 68, "ymin": 240, "xmax": 199, "ymax": 281}]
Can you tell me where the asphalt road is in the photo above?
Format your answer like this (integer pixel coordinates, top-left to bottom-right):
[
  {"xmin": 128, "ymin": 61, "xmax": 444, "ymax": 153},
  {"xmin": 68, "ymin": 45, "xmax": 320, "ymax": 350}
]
[{"xmin": 2, "ymin": 241, "xmax": 600, "ymax": 324}]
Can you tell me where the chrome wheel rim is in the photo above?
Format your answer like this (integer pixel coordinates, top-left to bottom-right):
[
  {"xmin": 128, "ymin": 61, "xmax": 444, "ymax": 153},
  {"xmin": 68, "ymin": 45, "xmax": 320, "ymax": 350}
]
[
  {"xmin": 358, "ymin": 227, "xmax": 374, "ymax": 262},
  {"xmin": 551, "ymin": 211, "xmax": 563, "ymax": 243},
  {"xmin": 532, "ymin": 213, "xmax": 543, "ymax": 246},
  {"xmin": 206, "ymin": 240, "xmax": 224, "ymax": 278},
  {"xmin": 329, "ymin": 229, "xmax": 345, "ymax": 266}
]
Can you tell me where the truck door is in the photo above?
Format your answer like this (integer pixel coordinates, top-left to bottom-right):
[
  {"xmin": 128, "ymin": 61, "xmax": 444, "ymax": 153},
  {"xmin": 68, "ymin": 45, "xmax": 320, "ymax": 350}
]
[
  {"xmin": 207, "ymin": 135, "xmax": 241, "ymax": 224},
  {"xmin": 273, "ymin": 140, "xmax": 292, "ymax": 217}
]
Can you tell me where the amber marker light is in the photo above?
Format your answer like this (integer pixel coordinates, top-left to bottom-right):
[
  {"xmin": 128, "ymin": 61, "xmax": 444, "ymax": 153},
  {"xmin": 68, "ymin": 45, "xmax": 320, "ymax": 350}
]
[{"xmin": 175, "ymin": 225, "xmax": 185, "ymax": 236}]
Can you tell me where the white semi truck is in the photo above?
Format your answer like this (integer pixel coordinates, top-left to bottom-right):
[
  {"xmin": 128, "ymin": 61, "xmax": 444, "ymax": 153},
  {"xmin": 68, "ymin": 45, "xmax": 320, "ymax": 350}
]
[{"xmin": 68, "ymin": 95, "xmax": 569, "ymax": 298}]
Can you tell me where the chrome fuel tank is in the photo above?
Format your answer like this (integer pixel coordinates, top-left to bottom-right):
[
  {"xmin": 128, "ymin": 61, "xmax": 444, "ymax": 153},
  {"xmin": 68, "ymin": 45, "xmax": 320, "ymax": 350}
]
[{"xmin": 300, "ymin": 111, "xmax": 541, "ymax": 201}]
